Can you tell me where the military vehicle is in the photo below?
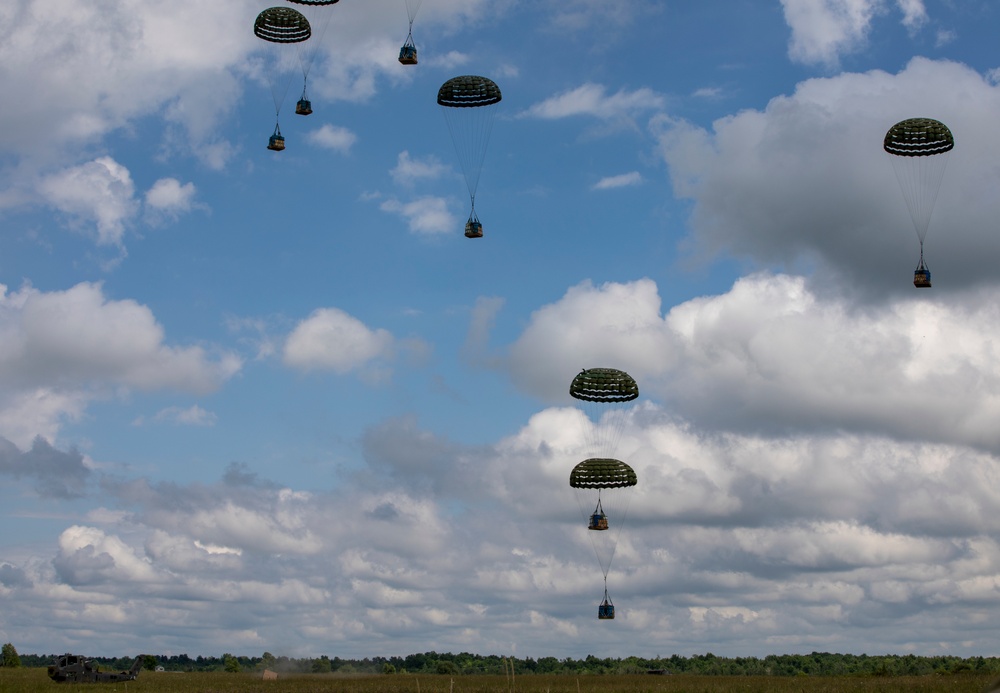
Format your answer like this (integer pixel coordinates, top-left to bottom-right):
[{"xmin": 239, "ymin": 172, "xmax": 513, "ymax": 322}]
[{"xmin": 47, "ymin": 653, "xmax": 145, "ymax": 683}]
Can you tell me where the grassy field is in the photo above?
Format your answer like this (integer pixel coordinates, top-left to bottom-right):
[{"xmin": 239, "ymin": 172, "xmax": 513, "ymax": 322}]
[{"xmin": 1, "ymin": 668, "xmax": 998, "ymax": 693}]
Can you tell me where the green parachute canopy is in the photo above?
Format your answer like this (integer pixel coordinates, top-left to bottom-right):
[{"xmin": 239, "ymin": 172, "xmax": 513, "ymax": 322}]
[
  {"xmin": 568, "ymin": 368, "xmax": 640, "ymax": 607},
  {"xmin": 883, "ymin": 118, "xmax": 954, "ymax": 274},
  {"xmin": 255, "ymin": 6, "xmax": 312, "ymax": 147},
  {"xmin": 569, "ymin": 457, "xmax": 637, "ymax": 590},
  {"xmin": 570, "ymin": 368, "xmax": 639, "ymax": 404},
  {"xmin": 883, "ymin": 118, "xmax": 954, "ymax": 157},
  {"xmin": 569, "ymin": 458, "xmax": 637, "ymax": 489},
  {"xmin": 437, "ymin": 75, "xmax": 503, "ymax": 107},
  {"xmin": 438, "ymin": 76, "xmax": 502, "ymax": 234},
  {"xmin": 254, "ymin": 7, "xmax": 312, "ymax": 43}
]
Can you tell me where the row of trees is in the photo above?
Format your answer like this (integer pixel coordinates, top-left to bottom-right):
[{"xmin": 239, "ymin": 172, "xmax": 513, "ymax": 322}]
[{"xmin": 7, "ymin": 647, "xmax": 1000, "ymax": 677}]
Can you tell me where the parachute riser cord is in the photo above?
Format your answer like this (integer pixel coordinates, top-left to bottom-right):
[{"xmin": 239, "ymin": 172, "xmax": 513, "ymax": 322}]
[
  {"xmin": 254, "ymin": 7, "xmax": 311, "ymax": 118},
  {"xmin": 442, "ymin": 107, "xmax": 497, "ymax": 201},
  {"xmin": 404, "ymin": 0, "xmax": 423, "ymax": 25},
  {"xmin": 889, "ymin": 153, "xmax": 950, "ymax": 242},
  {"xmin": 571, "ymin": 481, "xmax": 635, "ymax": 578},
  {"xmin": 573, "ymin": 490, "xmax": 607, "ymax": 572},
  {"xmin": 286, "ymin": 3, "xmax": 338, "ymax": 84},
  {"xmin": 885, "ymin": 118, "xmax": 953, "ymax": 248},
  {"xmin": 604, "ymin": 481, "xmax": 635, "ymax": 575},
  {"xmin": 570, "ymin": 368, "xmax": 638, "ymax": 460},
  {"xmin": 578, "ymin": 401, "xmax": 631, "ymax": 460}
]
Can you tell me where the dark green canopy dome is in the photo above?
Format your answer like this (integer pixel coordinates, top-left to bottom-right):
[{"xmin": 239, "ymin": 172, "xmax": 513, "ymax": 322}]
[
  {"xmin": 437, "ymin": 76, "xmax": 502, "ymax": 108},
  {"xmin": 254, "ymin": 7, "xmax": 311, "ymax": 43},
  {"xmin": 569, "ymin": 368, "xmax": 638, "ymax": 404},
  {"xmin": 884, "ymin": 118, "xmax": 954, "ymax": 157},
  {"xmin": 569, "ymin": 458, "xmax": 637, "ymax": 489}
]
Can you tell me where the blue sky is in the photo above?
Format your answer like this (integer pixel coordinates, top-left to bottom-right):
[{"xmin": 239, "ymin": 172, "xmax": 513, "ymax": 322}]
[{"xmin": 4, "ymin": 0, "xmax": 1000, "ymax": 661}]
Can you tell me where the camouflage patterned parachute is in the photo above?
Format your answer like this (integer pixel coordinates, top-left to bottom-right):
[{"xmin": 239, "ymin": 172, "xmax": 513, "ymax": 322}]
[
  {"xmin": 255, "ymin": 6, "xmax": 312, "ymax": 43},
  {"xmin": 438, "ymin": 76, "xmax": 502, "ymax": 238},
  {"xmin": 884, "ymin": 118, "xmax": 954, "ymax": 287},
  {"xmin": 569, "ymin": 368, "xmax": 638, "ymax": 460},
  {"xmin": 254, "ymin": 7, "xmax": 312, "ymax": 149},
  {"xmin": 569, "ymin": 457, "xmax": 637, "ymax": 620},
  {"xmin": 568, "ymin": 368, "xmax": 639, "ymax": 619}
]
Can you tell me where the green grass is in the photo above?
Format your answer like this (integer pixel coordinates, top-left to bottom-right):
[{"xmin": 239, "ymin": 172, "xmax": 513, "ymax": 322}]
[{"xmin": 1, "ymin": 669, "xmax": 997, "ymax": 693}]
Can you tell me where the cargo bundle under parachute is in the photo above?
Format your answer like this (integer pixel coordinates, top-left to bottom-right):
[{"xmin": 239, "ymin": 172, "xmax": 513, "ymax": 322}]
[
  {"xmin": 569, "ymin": 368, "xmax": 639, "ymax": 619},
  {"xmin": 438, "ymin": 76, "xmax": 502, "ymax": 238},
  {"xmin": 254, "ymin": 7, "xmax": 311, "ymax": 151},
  {"xmin": 286, "ymin": 0, "xmax": 340, "ymax": 116},
  {"xmin": 398, "ymin": 0, "xmax": 422, "ymax": 64},
  {"xmin": 883, "ymin": 118, "xmax": 954, "ymax": 288}
]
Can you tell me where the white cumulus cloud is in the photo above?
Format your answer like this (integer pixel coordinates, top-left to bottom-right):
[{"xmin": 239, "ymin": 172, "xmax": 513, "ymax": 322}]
[
  {"xmin": 653, "ymin": 57, "xmax": 1000, "ymax": 296},
  {"xmin": 283, "ymin": 307, "xmax": 394, "ymax": 374},
  {"xmin": 380, "ymin": 196, "xmax": 456, "ymax": 236},
  {"xmin": 144, "ymin": 178, "xmax": 196, "ymax": 213},
  {"xmin": 307, "ymin": 124, "xmax": 357, "ymax": 153},
  {"xmin": 390, "ymin": 151, "xmax": 449, "ymax": 186},
  {"xmin": 506, "ymin": 273, "xmax": 1000, "ymax": 453},
  {"xmin": 38, "ymin": 157, "xmax": 138, "ymax": 246},
  {"xmin": 0, "ymin": 281, "xmax": 241, "ymax": 445},
  {"xmin": 781, "ymin": 0, "xmax": 929, "ymax": 66}
]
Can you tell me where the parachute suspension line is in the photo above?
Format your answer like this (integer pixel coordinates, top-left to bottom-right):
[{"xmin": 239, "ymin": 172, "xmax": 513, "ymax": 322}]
[
  {"xmin": 443, "ymin": 108, "xmax": 496, "ymax": 202},
  {"xmin": 404, "ymin": 0, "xmax": 423, "ymax": 27},
  {"xmin": 290, "ymin": 3, "xmax": 337, "ymax": 89},
  {"xmin": 605, "ymin": 483, "xmax": 634, "ymax": 576},
  {"xmin": 400, "ymin": 0, "xmax": 421, "ymax": 56},
  {"xmin": 255, "ymin": 7, "xmax": 311, "ymax": 125},
  {"xmin": 884, "ymin": 118, "xmax": 954, "ymax": 262},
  {"xmin": 572, "ymin": 484, "xmax": 634, "ymax": 579},
  {"xmin": 607, "ymin": 400, "xmax": 630, "ymax": 459},
  {"xmin": 574, "ymin": 489, "xmax": 609, "ymax": 576},
  {"xmin": 598, "ymin": 578, "xmax": 614, "ymax": 620},
  {"xmin": 592, "ymin": 496, "xmax": 604, "ymax": 517},
  {"xmin": 580, "ymin": 399, "xmax": 631, "ymax": 461},
  {"xmin": 270, "ymin": 66, "xmax": 295, "ymax": 120}
]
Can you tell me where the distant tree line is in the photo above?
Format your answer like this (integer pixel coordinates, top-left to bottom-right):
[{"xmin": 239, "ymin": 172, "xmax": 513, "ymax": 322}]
[{"xmin": 10, "ymin": 649, "xmax": 1000, "ymax": 677}]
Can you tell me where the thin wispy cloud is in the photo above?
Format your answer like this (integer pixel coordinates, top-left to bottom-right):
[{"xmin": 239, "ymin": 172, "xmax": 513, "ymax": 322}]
[
  {"xmin": 522, "ymin": 83, "xmax": 665, "ymax": 120},
  {"xmin": 592, "ymin": 172, "xmax": 642, "ymax": 190}
]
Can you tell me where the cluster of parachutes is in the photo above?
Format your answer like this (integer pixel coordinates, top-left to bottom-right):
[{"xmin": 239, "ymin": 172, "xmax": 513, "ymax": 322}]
[
  {"xmin": 883, "ymin": 117, "xmax": 954, "ymax": 288},
  {"xmin": 557, "ymin": 120, "xmax": 956, "ymax": 618},
  {"xmin": 253, "ymin": 3, "xmax": 501, "ymax": 238},
  {"xmin": 568, "ymin": 368, "xmax": 639, "ymax": 620}
]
